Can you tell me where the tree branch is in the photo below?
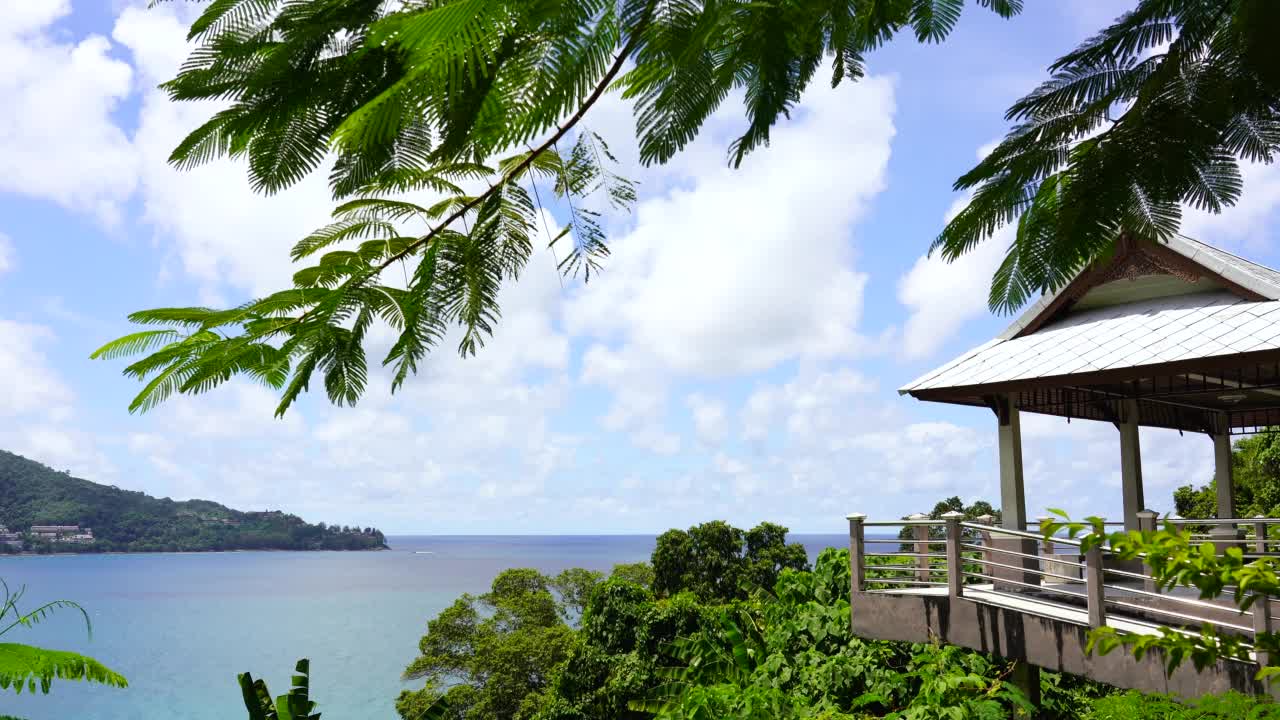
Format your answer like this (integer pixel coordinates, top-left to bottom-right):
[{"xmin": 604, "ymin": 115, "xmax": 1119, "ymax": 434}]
[{"xmin": 267, "ymin": 11, "xmax": 649, "ymax": 340}]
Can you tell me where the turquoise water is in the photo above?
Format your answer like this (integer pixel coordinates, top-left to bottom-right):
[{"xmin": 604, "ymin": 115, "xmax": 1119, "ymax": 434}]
[{"xmin": 0, "ymin": 534, "xmax": 846, "ymax": 719}]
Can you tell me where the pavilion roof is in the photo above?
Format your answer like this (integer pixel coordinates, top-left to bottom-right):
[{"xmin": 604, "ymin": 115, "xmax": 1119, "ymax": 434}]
[{"xmin": 900, "ymin": 234, "xmax": 1280, "ymax": 433}]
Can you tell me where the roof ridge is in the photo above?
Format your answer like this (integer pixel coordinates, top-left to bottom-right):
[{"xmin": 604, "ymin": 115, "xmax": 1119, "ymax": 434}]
[
  {"xmin": 1166, "ymin": 233, "xmax": 1280, "ymax": 301},
  {"xmin": 1173, "ymin": 233, "xmax": 1275, "ymax": 271}
]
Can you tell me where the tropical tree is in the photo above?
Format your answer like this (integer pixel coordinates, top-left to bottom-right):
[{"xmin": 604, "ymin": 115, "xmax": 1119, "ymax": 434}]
[
  {"xmin": 396, "ymin": 568, "xmax": 581, "ymax": 720},
  {"xmin": 0, "ymin": 580, "xmax": 128, "ymax": 695},
  {"xmin": 93, "ymin": 0, "xmax": 1024, "ymax": 414},
  {"xmin": 608, "ymin": 562, "xmax": 655, "ymax": 589},
  {"xmin": 936, "ymin": 0, "xmax": 1280, "ymax": 313},
  {"xmin": 651, "ymin": 521, "xmax": 808, "ymax": 602}
]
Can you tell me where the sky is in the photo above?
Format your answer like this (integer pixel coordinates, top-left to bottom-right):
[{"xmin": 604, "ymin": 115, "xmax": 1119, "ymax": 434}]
[{"xmin": 4, "ymin": 2, "xmax": 1280, "ymax": 535}]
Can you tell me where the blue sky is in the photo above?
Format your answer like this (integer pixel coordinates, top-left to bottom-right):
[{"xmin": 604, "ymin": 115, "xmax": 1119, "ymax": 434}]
[{"xmin": 4, "ymin": 1, "xmax": 1280, "ymax": 534}]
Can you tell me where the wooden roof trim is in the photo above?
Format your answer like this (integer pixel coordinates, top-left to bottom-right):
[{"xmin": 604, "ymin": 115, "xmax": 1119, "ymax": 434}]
[{"xmin": 1011, "ymin": 233, "xmax": 1269, "ymax": 339}]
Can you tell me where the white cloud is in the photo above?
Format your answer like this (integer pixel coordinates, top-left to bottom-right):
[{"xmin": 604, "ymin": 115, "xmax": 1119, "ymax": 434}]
[
  {"xmin": 112, "ymin": 7, "xmax": 340, "ymax": 301},
  {"xmin": 0, "ymin": 0, "xmax": 1240, "ymax": 535},
  {"xmin": 686, "ymin": 393, "xmax": 728, "ymax": 447},
  {"xmin": 1181, "ymin": 160, "xmax": 1280, "ymax": 253},
  {"xmin": 0, "ymin": 233, "xmax": 14, "ymax": 275},
  {"xmin": 898, "ymin": 207, "xmax": 1008, "ymax": 359},
  {"xmin": 848, "ymin": 421, "xmax": 990, "ymax": 495},
  {"xmin": 0, "ymin": 319, "xmax": 113, "ymax": 479},
  {"xmin": 0, "ymin": 320, "xmax": 74, "ymax": 420},
  {"xmin": 742, "ymin": 368, "xmax": 878, "ymax": 443},
  {"xmin": 0, "ymin": 1, "xmax": 137, "ymax": 224},
  {"xmin": 567, "ymin": 78, "xmax": 894, "ymax": 376},
  {"xmin": 568, "ymin": 78, "xmax": 894, "ymax": 452},
  {"xmin": 0, "ymin": 1, "xmax": 73, "ymax": 37},
  {"xmin": 6, "ymin": 425, "xmax": 115, "ymax": 482},
  {"xmin": 897, "ymin": 136, "xmax": 1014, "ymax": 361},
  {"xmin": 1018, "ymin": 412, "xmax": 1214, "ymax": 519},
  {"xmin": 160, "ymin": 384, "xmax": 305, "ymax": 439}
]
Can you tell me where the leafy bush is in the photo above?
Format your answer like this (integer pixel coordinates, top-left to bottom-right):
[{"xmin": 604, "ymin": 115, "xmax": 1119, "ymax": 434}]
[
  {"xmin": 239, "ymin": 659, "xmax": 321, "ymax": 720},
  {"xmin": 1085, "ymin": 690, "xmax": 1280, "ymax": 719}
]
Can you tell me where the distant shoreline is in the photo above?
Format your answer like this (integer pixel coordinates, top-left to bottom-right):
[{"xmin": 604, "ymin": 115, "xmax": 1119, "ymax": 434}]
[{"xmin": 0, "ymin": 545, "xmax": 390, "ymax": 558}]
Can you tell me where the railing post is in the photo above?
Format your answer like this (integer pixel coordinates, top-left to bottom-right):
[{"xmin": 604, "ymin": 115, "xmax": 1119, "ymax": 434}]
[
  {"xmin": 1085, "ymin": 544, "xmax": 1106, "ymax": 628},
  {"xmin": 847, "ymin": 513, "xmax": 866, "ymax": 599},
  {"xmin": 1256, "ymin": 516, "xmax": 1268, "ymax": 555},
  {"xmin": 943, "ymin": 511, "xmax": 965, "ymax": 598},
  {"xmin": 1136, "ymin": 509, "xmax": 1158, "ymax": 594},
  {"xmin": 975, "ymin": 513, "xmax": 995, "ymax": 573},
  {"xmin": 1256, "ymin": 594, "xmax": 1274, "ymax": 670},
  {"xmin": 909, "ymin": 513, "xmax": 930, "ymax": 583}
]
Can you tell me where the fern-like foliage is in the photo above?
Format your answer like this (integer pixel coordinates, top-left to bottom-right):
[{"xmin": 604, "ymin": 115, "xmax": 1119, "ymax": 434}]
[
  {"xmin": 0, "ymin": 580, "xmax": 128, "ymax": 695},
  {"xmin": 936, "ymin": 0, "xmax": 1280, "ymax": 314},
  {"xmin": 93, "ymin": 137, "xmax": 629, "ymax": 416},
  {"xmin": 108, "ymin": 0, "xmax": 1021, "ymax": 414}
]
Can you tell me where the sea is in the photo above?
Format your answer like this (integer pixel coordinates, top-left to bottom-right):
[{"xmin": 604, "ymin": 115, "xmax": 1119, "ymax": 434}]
[{"xmin": 0, "ymin": 534, "xmax": 848, "ymax": 720}]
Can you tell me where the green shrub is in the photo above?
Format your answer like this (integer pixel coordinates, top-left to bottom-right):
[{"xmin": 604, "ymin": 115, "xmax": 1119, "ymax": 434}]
[{"xmin": 1086, "ymin": 690, "xmax": 1280, "ymax": 719}]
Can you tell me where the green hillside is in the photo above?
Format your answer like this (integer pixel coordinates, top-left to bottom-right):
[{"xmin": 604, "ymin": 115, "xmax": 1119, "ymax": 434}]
[{"xmin": 0, "ymin": 450, "xmax": 387, "ymax": 553}]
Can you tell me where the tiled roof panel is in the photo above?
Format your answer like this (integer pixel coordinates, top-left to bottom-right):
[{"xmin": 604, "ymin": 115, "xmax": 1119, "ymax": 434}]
[{"xmin": 901, "ymin": 292, "xmax": 1280, "ymax": 393}]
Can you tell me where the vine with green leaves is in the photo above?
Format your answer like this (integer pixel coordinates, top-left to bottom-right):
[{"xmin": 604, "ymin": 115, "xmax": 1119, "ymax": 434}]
[{"xmin": 1040, "ymin": 509, "xmax": 1280, "ymax": 681}]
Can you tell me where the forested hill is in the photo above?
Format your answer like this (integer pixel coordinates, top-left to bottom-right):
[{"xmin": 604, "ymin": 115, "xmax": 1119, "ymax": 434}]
[{"xmin": 0, "ymin": 450, "xmax": 387, "ymax": 553}]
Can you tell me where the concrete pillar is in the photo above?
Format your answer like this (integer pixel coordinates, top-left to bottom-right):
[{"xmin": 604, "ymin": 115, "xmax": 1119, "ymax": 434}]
[
  {"xmin": 997, "ymin": 396, "xmax": 1027, "ymax": 531},
  {"xmin": 1211, "ymin": 429, "xmax": 1242, "ymax": 551},
  {"xmin": 1214, "ymin": 430, "xmax": 1236, "ymax": 520},
  {"xmin": 1255, "ymin": 594, "xmax": 1273, "ymax": 669},
  {"xmin": 1084, "ymin": 544, "xmax": 1106, "ymax": 628},
  {"xmin": 995, "ymin": 398, "xmax": 1038, "ymax": 590},
  {"xmin": 1009, "ymin": 662, "xmax": 1041, "ymax": 713},
  {"xmin": 1119, "ymin": 398, "xmax": 1144, "ymax": 532}
]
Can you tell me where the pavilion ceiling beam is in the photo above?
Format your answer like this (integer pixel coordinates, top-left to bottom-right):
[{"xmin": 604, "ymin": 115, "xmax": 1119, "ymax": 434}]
[{"xmin": 1182, "ymin": 372, "xmax": 1280, "ymax": 400}]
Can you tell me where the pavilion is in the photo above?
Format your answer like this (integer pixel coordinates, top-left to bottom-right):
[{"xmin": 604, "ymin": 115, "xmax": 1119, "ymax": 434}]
[{"xmin": 899, "ymin": 233, "xmax": 1280, "ymax": 534}]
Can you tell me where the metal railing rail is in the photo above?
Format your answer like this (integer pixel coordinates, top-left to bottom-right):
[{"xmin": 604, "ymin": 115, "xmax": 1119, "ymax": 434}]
[{"xmin": 847, "ymin": 512, "xmax": 1278, "ymax": 665}]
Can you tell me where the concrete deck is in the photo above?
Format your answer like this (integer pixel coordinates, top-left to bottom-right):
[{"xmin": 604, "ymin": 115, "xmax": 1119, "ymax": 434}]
[{"xmin": 853, "ymin": 585, "xmax": 1267, "ymax": 697}]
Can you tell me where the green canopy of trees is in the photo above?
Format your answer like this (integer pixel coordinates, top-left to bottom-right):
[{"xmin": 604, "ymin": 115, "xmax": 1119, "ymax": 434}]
[
  {"xmin": 385, "ymin": 517, "xmax": 1275, "ymax": 720},
  {"xmin": 651, "ymin": 521, "xmax": 808, "ymax": 601}
]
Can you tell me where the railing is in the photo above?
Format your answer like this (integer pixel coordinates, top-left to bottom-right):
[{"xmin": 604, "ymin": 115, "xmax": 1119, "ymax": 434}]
[
  {"xmin": 847, "ymin": 512, "xmax": 1279, "ymax": 665},
  {"xmin": 1163, "ymin": 516, "xmax": 1280, "ymax": 555}
]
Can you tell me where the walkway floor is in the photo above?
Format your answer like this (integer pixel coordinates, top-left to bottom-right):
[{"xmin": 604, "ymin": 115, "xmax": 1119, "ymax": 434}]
[{"xmin": 870, "ymin": 583, "xmax": 1256, "ymax": 650}]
